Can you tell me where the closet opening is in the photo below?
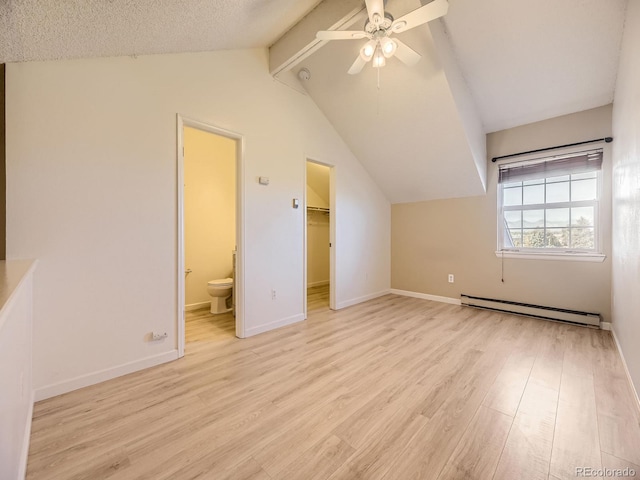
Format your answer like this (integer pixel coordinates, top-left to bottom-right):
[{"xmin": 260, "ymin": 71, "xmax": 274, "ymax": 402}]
[{"xmin": 305, "ymin": 160, "xmax": 335, "ymax": 314}]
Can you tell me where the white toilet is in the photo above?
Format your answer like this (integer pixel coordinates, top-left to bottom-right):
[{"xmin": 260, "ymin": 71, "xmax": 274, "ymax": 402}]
[{"xmin": 207, "ymin": 278, "xmax": 233, "ymax": 314}]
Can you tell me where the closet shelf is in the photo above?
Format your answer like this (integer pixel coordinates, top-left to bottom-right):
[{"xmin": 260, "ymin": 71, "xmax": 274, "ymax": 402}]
[{"xmin": 306, "ymin": 206, "xmax": 330, "ymax": 214}]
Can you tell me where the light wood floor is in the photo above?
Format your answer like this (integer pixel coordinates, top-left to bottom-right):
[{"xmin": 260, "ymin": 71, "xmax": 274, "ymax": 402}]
[
  {"xmin": 27, "ymin": 295, "xmax": 640, "ymax": 479},
  {"xmin": 185, "ymin": 308, "xmax": 236, "ymax": 344},
  {"xmin": 307, "ymin": 284, "xmax": 330, "ymax": 312}
]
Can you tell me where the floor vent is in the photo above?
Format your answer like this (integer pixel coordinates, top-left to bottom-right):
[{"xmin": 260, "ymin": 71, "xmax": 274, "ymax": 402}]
[{"xmin": 460, "ymin": 294, "xmax": 601, "ymax": 328}]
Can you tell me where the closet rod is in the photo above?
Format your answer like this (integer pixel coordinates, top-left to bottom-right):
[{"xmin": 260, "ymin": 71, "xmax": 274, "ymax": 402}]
[{"xmin": 491, "ymin": 137, "xmax": 613, "ymax": 163}]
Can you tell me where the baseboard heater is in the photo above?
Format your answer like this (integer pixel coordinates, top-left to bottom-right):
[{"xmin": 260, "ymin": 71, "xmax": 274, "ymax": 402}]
[{"xmin": 460, "ymin": 294, "xmax": 601, "ymax": 328}]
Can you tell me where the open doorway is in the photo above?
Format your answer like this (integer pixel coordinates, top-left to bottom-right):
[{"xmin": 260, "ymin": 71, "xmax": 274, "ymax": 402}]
[
  {"xmin": 177, "ymin": 117, "xmax": 244, "ymax": 357},
  {"xmin": 305, "ymin": 160, "xmax": 334, "ymax": 314}
]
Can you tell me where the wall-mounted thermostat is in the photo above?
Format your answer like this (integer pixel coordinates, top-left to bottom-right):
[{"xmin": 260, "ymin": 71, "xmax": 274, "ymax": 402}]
[{"xmin": 259, "ymin": 176, "xmax": 269, "ymax": 185}]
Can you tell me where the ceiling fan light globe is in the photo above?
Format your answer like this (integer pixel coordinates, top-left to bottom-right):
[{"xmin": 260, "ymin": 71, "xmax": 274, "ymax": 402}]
[
  {"xmin": 360, "ymin": 40, "xmax": 377, "ymax": 62},
  {"xmin": 372, "ymin": 47, "xmax": 386, "ymax": 68},
  {"xmin": 373, "ymin": 56, "xmax": 386, "ymax": 68},
  {"xmin": 380, "ymin": 38, "xmax": 397, "ymax": 58}
]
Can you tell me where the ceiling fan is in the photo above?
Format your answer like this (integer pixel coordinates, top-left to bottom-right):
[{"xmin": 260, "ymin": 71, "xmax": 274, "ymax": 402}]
[{"xmin": 316, "ymin": 0, "xmax": 449, "ymax": 75}]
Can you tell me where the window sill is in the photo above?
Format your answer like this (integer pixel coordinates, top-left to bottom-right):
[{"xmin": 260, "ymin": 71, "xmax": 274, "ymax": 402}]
[{"xmin": 494, "ymin": 251, "xmax": 606, "ymax": 263}]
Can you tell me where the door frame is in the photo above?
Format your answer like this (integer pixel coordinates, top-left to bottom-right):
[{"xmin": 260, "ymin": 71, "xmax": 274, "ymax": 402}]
[
  {"xmin": 304, "ymin": 158, "xmax": 336, "ymax": 317},
  {"xmin": 177, "ymin": 115, "xmax": 246, "ymax": 357}
]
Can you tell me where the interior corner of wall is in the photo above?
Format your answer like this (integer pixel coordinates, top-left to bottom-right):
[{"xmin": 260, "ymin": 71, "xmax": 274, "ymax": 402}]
[
  {"xmin": 429, "ymin": 18, "xmax": 488, "ymax": 194},
  {"xmin": 474, "ymin": 152, "xmax": 488, "ymax": 192}
]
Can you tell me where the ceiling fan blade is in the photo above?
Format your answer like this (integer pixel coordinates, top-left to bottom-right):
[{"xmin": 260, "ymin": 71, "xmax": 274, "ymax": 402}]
[
  {"xmin": 391, "ymin": 0, "xmax": 449, "ymax": 34},
  {"xmin": 316, "ymin": 30, "xmax": 369, "ymax": 41},
  {"xmin": 393, "ymin": 39, "xmax": 421, "ymax": 67},
  {"xmin": 365, "ymin": 0, "xmax": 385, "ymax": 26},
  {"xmin": 348, "ymin": 55, "xmax": 367, "ymax": 75}
]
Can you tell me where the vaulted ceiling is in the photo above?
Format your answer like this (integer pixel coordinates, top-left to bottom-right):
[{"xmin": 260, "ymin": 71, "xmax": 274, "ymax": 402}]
[
  {"xmin": 442, "ymin": 0, "xmax": 627, "ymax": 133},
  {"xmin": 271, "ymin": 0, "xmax": 627, "ymax": 202},
  {"xmin": 0, "ymin": 0, "xmax": 628, "ymax": 204}
]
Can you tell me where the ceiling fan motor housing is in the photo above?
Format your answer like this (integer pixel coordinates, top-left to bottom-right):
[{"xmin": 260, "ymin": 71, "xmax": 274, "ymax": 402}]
[{"xmin": 365, "ymin": 12, "xmax": 394, "ymax": 34}]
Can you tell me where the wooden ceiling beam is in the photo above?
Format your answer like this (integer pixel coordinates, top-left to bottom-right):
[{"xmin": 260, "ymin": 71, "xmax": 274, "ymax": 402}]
[{"xmin": 269, "ymin": 0, "xmax": 366, "ymax": 77}]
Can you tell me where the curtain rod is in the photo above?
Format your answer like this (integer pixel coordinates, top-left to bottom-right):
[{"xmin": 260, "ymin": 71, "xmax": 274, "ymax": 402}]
[{"xmin": 491, "ymin": 137, "xmax": 613, "ymax": 163}]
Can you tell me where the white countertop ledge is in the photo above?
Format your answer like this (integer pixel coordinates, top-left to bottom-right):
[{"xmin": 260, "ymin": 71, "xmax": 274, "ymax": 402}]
[
  {"xmin": 494, "ymin": 251, "xmax": 606, "ymax": 262},
  {"xmin": 0, "ymin": 259, "xmax": 37, "ymax": 325}
]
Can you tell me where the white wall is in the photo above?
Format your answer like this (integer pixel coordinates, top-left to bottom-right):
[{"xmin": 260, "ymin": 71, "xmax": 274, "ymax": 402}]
[
  {"xmin": 184, "ymin": 127, "xmax": 236, "ymax": 307},
  {"xmin": 0, "ymin": 260, "xmax": 35, "ymax": 480},
  {"xmin": 611, "ymin": 1, "xmax": 640, "ymax": 397},
  {"xmin": 392, "ymin": 106, "xmax": 613, "ymax": 322},
  {"xmin": 6, "ymin": 49, "xmax": 391, "ymax": 398}
]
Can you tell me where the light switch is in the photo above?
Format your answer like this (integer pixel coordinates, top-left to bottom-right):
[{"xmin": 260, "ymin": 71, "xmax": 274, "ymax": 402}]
[
  {"xmin": 292, "ymin": 199, "xmax": 299, "ymax": 209},
  {"xmin": 259, "ymin": 176, "xmax": 269, "ymax": 185}
]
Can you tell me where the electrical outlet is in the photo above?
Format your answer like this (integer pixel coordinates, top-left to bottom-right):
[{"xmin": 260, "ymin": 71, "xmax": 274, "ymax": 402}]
[
  {"xmin": 448, "ymin": 274, "xmax": 454, "ymax": 283},
  {"xmin": 152, "ymin": 332, "xmax": 168, "ymax": 341},
  {"xmin": 271, "ymin": 289, "xmax": 276, "ymax": 300}
]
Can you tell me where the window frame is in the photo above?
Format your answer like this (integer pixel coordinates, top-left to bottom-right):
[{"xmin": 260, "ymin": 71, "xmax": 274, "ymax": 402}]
[{"xmin": 496, "ymin": 148, "xmax": 605, "ymax": 260}]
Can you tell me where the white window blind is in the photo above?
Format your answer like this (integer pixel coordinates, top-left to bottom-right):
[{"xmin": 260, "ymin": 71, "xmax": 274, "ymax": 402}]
[
  {"xmin": 498, "ymin": 148, "xmax": 603, "ymax": 253},
  {"xmin": 498, "ymin": 150, "xmax": 603, "ymax": 184}
]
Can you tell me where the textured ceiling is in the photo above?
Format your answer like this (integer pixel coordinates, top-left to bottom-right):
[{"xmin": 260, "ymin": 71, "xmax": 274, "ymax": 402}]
[{"xmin": 0, "ymin": 0, "xmax": 322, "ymax": 63}]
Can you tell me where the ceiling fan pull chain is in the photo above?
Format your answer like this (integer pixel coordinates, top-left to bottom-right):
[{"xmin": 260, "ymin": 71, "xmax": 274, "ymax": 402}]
[{"xmin": 377, "ymin": 67, "xmax": 381, "ymax": 116}]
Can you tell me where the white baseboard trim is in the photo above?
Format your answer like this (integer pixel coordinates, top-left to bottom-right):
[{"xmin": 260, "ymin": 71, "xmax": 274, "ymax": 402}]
[
  {"xmin": 611, "ymin": 328, "xmax": 640, "ymax": 414},
  {"xmin": 245, "ymin": 313, "xmax": 305, "ymax": 337},
  {"xmin": 390, "ymin": 289, "xmax": 461, "ymax": 306},
  {"xmin": 35, "ymin": 350, "xmax": 179, "ymax": 401},
  {"xmin": 600, "ymin": 322, "xmax": 612, "ymax": 331},
  {"xmin": 18, "ymin": 389, "xmax": 35, "ymax": 480},
  {"xmin": 335, "ymin": 290, "xmax": 391, "ymax": 310},
  {"xmin": 185, "ymin": 301, "xmax": 210, "ymax": 312},
  {"xmin": 307, "ymin": 280, "xmax": 329, "ymax": 288}
]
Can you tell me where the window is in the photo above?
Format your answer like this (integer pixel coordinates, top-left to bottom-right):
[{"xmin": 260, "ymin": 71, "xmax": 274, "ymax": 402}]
[{"xmin": 498, "ymin": 149, "xmax": 602, "ymax": 254}]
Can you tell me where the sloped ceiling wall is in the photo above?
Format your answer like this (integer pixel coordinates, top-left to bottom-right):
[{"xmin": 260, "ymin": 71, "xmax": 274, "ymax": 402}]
[
  {"xmin": 296, "ymin": 19, "xmax": 486, "ymax": 203},
  {"xmin": 441, "ymin": 0, "xmax": 627, "ymax": 133},
  {"xmin": 270, "ymin": 0, "xmax": 627, "ymax": 204},
  {"xmin": 307, "ymin": 162, "xmax": 330, "ymax": 207}
]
